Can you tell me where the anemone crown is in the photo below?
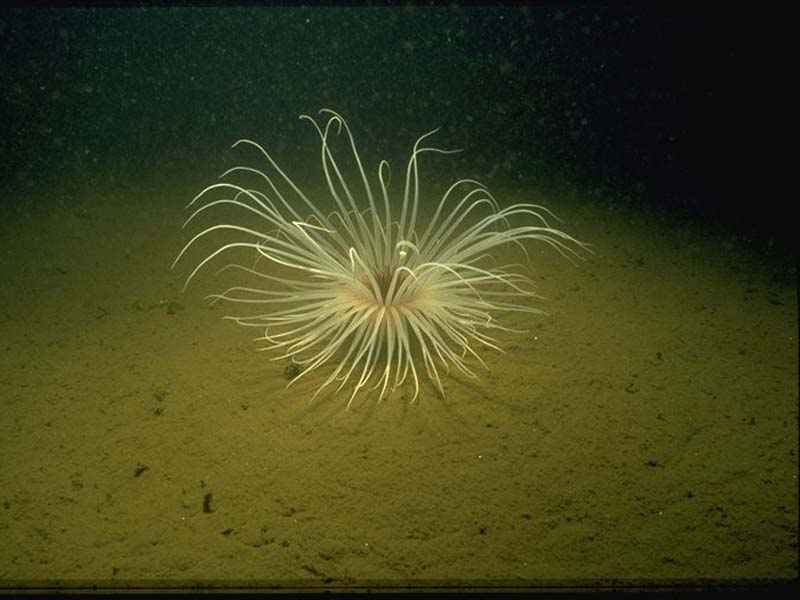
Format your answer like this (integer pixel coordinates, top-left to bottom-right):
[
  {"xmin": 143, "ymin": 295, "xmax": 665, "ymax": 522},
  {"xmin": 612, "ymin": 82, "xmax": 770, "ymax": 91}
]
[{"xmin": 174, "ymin": 109, "xmax": 588, "ymax": 407}]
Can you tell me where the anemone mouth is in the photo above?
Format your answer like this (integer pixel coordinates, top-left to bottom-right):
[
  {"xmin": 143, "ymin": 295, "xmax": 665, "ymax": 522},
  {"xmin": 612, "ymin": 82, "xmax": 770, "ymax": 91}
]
[
  {"xmin": 364, "ymin": 266, "xmax": 412, "ymax": 304},
  {"xmin": 173, "ymin": 109, "xmax": 589, "ymax": 408}
]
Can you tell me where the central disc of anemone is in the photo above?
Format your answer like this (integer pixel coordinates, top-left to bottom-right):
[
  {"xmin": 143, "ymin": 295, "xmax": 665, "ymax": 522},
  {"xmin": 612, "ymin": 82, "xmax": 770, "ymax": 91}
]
[{"xmin": 360, "ymin": 265, "xmax": 412, "ymax": 306}]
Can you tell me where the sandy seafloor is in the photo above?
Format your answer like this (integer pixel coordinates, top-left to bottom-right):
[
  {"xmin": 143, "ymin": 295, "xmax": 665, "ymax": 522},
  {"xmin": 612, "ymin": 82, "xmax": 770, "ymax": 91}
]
[{"xmin": 0, "ymin": 172, "xmax": 796, "ymax": 589}]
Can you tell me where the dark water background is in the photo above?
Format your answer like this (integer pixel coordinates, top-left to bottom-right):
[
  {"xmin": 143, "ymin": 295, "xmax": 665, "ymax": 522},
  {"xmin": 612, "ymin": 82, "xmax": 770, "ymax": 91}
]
[{"xmin": 0, "ymin": 5, "xmax": 787, "ymax": 251}]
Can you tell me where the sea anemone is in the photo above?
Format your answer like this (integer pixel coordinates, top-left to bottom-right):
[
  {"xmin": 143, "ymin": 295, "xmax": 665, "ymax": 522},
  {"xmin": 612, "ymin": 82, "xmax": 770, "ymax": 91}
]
[{"xmin": 173, "ymin": 109, "xmax": 587, "ymax": 407}]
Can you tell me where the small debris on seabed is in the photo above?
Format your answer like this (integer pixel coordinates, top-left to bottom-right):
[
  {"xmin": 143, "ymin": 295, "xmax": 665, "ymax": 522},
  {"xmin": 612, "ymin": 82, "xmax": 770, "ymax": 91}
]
[
  {"xmin": 166, "ymin": 300, "xmax": 184, "ymax": 315},
  {"xmin": 284, "ymin": 362, "xmax": 304, "ymax": 381},
  {"xmin": 143, "ymin": 299, "xmax": 185, "ymax": 314},
  {"xmin": 203, "ymin": 492, "xmax": 214, "ymax": 513}
]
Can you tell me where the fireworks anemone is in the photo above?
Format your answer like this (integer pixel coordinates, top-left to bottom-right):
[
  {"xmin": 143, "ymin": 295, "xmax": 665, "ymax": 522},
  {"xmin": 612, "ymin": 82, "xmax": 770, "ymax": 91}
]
[{"xmin": 173, "ymin": 109, "xmax": 587, "ymax": 407}]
